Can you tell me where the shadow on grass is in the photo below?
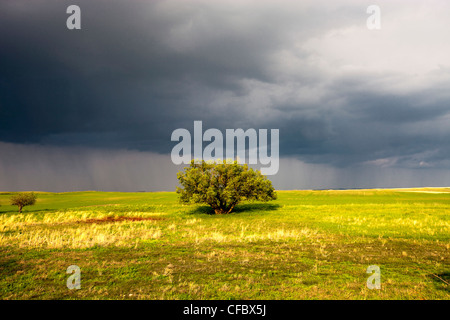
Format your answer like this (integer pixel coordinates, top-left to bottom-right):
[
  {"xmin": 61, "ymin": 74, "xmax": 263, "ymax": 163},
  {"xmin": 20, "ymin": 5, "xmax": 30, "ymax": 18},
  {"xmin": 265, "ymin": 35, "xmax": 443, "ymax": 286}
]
[
  {"xmin": 187, "ymin": 203, "xmax": 281, "ymax": 215},
  {"xmin": 0, "ymin": 208, "xmax": 55, "ymax": 215},
  {"xmin": 0, "ymin": 258, "xmax": 20, "ymax": 277},
  {"xmin": 429, "ymin": 271, "xmax": 450, "ymax": 292}
]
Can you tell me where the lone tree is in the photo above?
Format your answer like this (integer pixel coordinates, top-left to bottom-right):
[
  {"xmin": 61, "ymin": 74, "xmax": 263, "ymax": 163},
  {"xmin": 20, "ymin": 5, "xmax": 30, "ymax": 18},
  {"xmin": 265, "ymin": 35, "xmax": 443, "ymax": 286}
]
[
  {"xmin": 10, "ymin": 192, "xmax": 37, "ymax": 213},
  {"xmin": 176, "ymin": 160, "xmax": 277, "ymax": 214}
]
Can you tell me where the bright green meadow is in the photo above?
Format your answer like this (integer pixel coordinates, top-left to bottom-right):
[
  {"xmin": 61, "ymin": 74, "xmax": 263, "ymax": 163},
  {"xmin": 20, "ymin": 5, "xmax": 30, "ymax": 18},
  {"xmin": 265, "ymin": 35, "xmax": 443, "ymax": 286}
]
[{"xmin": 0, "ymin": 188, "xmax": 449, "ymax": 299}]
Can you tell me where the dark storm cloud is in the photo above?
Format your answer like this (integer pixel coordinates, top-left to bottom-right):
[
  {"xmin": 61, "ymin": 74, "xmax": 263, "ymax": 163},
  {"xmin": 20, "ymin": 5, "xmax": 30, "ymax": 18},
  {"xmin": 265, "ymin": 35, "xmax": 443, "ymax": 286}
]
[
  {"xmin": 1, "ymin": 0, "xmax": 450, "ymax": 191},
  {"xmin": 0, "ymin": 0, "xmax": 363, "ymax": 151}
]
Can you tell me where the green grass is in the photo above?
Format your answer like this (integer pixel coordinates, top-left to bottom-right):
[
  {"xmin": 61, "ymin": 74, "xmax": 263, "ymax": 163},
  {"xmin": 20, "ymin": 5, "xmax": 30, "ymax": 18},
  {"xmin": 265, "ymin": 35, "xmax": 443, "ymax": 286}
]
[{"xmin": 0, "ymin": 188, "xmax": 449, "ymax": 300}]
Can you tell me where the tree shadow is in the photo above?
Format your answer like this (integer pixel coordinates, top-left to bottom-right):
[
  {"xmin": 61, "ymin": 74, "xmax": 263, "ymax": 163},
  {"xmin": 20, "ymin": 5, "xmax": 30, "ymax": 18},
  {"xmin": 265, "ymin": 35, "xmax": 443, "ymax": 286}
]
[
  {"xmin": 0, "ymin": 207, "xmax": 55, "ymax": 215},
  {"xmin": 428, "ymin": 271, "xmax": 450, "ymax": 292},
  {"xmin": 186, "ymin": 203, "xmax": 280, "ymax": 215},
  {"xmin": 0, "ymin": 258, "xmax": 20, "ymax": 277}
]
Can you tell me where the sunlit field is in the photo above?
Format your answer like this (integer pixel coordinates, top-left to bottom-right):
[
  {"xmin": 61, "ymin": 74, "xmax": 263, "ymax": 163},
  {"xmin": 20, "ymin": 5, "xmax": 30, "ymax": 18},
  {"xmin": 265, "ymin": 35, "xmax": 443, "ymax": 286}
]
[{"xmin": 0, "ymin": 189, "xmax": 449, "ymax": 299}]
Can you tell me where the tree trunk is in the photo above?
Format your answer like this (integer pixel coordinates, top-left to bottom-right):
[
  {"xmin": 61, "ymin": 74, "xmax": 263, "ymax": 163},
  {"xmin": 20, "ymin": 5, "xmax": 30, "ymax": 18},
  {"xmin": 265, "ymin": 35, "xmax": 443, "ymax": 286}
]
[
  {"xmin": 214, "ymin": 208, "xmax": 226, "ymax": 214},
  {"xmin": 18, "ymin": 205, "xmax": 23, "ymax": 213},
  {"xmin": 226, "ymin": 203, "xmax": 236, "ymax": 214},
  {"xmin": 213, "ymin": 203, "xmax": 237, "ymax": 214}
]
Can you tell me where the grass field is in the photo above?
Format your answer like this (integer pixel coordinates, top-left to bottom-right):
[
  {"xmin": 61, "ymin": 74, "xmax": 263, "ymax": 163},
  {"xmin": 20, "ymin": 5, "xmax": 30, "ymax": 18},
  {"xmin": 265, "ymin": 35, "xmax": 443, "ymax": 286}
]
[{"xmin": 0, "ymin": 188, "xmax": 449, "ymax": 300}]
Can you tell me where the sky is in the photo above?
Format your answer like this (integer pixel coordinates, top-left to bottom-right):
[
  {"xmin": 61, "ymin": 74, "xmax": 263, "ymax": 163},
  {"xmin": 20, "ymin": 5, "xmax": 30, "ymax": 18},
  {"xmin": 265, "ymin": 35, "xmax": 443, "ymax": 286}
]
[{"xmin": 1, "ymin": 0, "xmax": 450, "ymax": 191}]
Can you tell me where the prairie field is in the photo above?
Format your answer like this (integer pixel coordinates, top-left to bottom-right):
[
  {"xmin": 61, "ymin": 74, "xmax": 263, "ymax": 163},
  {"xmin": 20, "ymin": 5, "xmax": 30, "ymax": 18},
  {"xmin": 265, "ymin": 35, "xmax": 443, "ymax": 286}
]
[{"xmin": 0, "ymin": 188, "xmax": 449, "ymax": 300}]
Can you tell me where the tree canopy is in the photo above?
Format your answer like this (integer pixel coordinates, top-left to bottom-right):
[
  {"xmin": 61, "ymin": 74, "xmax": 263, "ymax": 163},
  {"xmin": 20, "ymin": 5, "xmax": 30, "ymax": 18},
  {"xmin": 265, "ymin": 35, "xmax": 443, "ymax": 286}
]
[
  {"xmin": 10, "ymin": 192, "xmax": 37, "ymax": 213},
  {"xmin": 176, "ymin": 160, "xmax": 277, "ymax": 214}
]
